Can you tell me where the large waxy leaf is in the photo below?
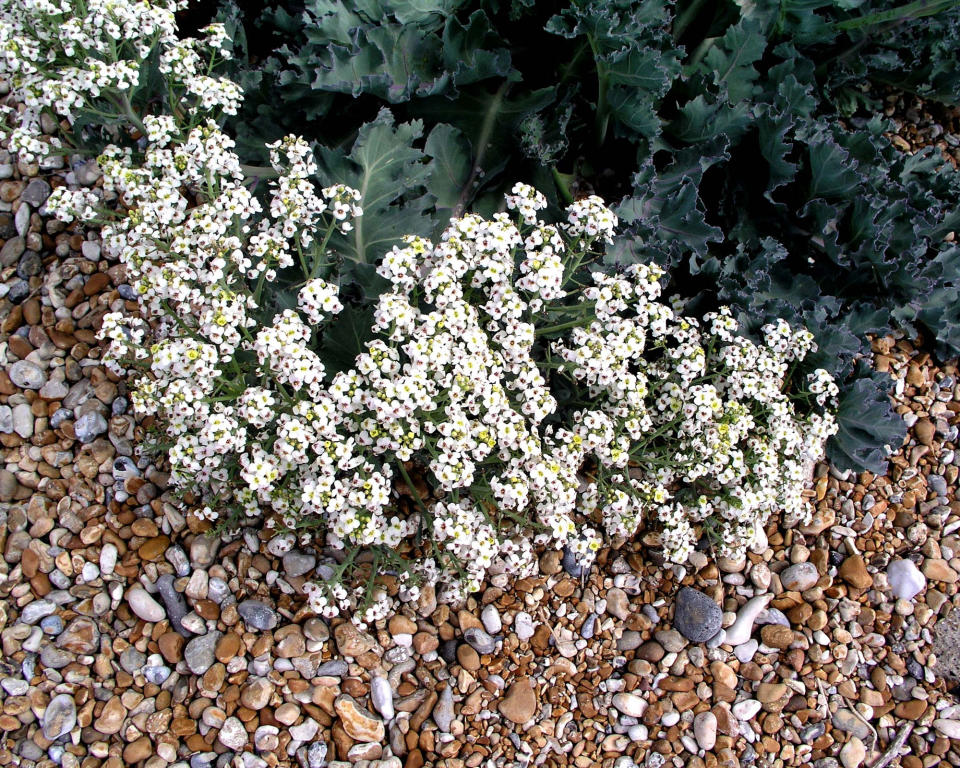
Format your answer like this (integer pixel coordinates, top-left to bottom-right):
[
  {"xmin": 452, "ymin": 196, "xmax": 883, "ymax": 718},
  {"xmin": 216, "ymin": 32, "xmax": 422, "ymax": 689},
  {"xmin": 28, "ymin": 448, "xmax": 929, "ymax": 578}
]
[
  {"xmin": 828, "ymin": 367, "xmax": 906, "ymax": 474},
  {"xmin": 317, "ymin": 109, "xmax": 436, "ymax": 269}
]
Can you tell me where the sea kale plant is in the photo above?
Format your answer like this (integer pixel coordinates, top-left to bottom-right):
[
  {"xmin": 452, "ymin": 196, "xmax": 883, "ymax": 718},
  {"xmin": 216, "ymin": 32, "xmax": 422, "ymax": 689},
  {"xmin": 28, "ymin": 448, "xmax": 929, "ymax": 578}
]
[
  {"xmin": 225, "ymin": 0, "xmax": 960, "ymax": 474},
  {"xmin": 1, "ymin": 0, "xmax": 839, "ymax": 622}
]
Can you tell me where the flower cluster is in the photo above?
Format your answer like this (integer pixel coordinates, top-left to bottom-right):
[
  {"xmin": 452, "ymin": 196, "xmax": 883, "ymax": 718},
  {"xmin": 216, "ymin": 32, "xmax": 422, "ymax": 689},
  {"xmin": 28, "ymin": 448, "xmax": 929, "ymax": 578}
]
[{"xmin": 2, "ymin": 1, "xmax": 839, "ymax": 623}]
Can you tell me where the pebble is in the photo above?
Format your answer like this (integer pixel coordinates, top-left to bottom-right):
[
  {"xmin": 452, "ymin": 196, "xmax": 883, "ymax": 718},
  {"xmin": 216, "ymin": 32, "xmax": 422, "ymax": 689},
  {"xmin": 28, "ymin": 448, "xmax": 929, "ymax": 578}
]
[
  {"xmin": 481, "ymin": 604, "xmax": 502, "ymax": 634},
  {"xmin": 237, "ymin": 599, "xmax": 278, "ymax": 630},
  {"xmin": 127, "ymin": 586, "xmax": 166, "ymax": 623},
  {"xmin": 74, "ymin": 411, "xmax": 108, "ymax": 443},
  {"xmin": 732, "ymin": 699, "xmax": 762, "ymax": 721},
  {"xmin": 499, "ymin": 677, "xmax": 537, "ymax": 724},
  {"xmin": 612, "ymin": 692, "xmax": 647, "ymax": 718},
  {"xmin": 185, "ymin": 631, "xmax": 221, "ymax": 675},
  {"xmin": 9, "ymin": 360, "xmax": 45, "ymax": 389},
  {"xmin": 724, "ymin": 594, "xmax": 773, "ymax": 646},
  {"xmin": 156, "ymin": 573, "xmax": 189, "ymax": 633},
  {"xmin": 514, "ymin": 611, "xmax": 535, "ymax": 641},
  {"xmin": 306, "ymin": 741, "xmax": 328, "ymax": 768},
  {"xmin": 371, "ymin": 675, "xmax": 394, "ymax": 721},
  {"xmin": 606, "ymin": 587, "xmax": 630, "ymax": 619},
  {"xmin": 934, "ymin": 718, "xmax": 960, "ymax": 739},
  {"xmin": 779, "ymin": 562, "xmax": 819, "ymax": 592},
  {"xmin": 42, "ymin": 694, "xmax": 77, "ymax": 740},
  {"xmin": 282, "ymin": 550, "xmax": 316, "ymax": 578},
  {"xmin": 673, "ymin": 586, "xmax": 722, "ymax": 642},
  {"xmin": 334, "ymin": 695, "xmax": 385, "ymax": 742},
  {"xmin": 694, "ymin": 711, "xmax": 717, "ymax": 751},
  {"xmin": 839, "ymin": 736, "xmax": 866, "ymax": 768},
  {"xmin": 561, "ymin": 546, "xmax": 589, "ymax": 577},
  {"xmin": 20, "ymin": 178, "xmax": 51, "ymax": 207},
  {"xmin": 838, "ymin": 554, "xmax": 873, "ymax": 589},
  {"xmin": 218, "ymin": 717, "xmax": 248, "ymax": 750},
  {"xmin": 464, "ymin": 626, "xmax": 497, "ymax": 654},
  {"xmin": 887, "ymin": 558, "xmax": 926, "ymax": 600},
  {"xmin": 433, "ymin": 684, "xmax": 454, "ymax": 732}
]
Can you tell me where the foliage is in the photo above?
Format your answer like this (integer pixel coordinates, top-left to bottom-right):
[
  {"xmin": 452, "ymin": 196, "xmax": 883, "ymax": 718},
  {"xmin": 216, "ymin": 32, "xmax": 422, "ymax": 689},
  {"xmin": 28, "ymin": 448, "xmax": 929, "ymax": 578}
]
[
  {"xmin": 2, "ymin": 0, "xmax": 840, "ymax": 620},
  {"xmin": 208, "ymin": 0, "xmax": 960, "ymax": 473}
]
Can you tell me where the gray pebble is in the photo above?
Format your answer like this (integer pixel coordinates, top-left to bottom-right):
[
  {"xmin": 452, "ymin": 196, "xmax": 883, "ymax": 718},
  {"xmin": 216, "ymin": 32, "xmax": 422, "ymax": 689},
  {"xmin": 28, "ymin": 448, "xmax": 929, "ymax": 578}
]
[
  {"xmin": 673, "ymin": 587, "xmax": 722, "ymax": 643},
  {"xmin": 463, "ymin": 626, "xmax": 497, "ymax": 654},
  {"xmin": 74, "ymin": 412, "xmax": 108, "ymax": 443},
  {"xmin": 20, "ymin": 179, "xmax": 51, "ymax": 207},
  {"xmin": 581, "ymin": 613, "xmax": 597, "ymax": 640},
  {"xmin": 9, "ymin": 360, "xmax": 45, "ymax": 389},
  {"xmin": 156, "ymin": 573, "xmax": 190, "ymax": 635},
  {"xmin": 21, "ymin": 599, "xmax": 56, "ymax": 624},
  {"xmin": 40, "ymin": 615, "xmax": 63, "ymax": 636},
  {"xmin": 315, "ymin": 660, "xmax": 348, "ymax": 677},
  {"xmin": 185, "ymin": 630, "xmax": 221, "ymax": 675},
  {"xmin": 42, "ymin": 693, "xmax": 76, "ymax": 740},
  {"xmin": 561, "ymin": 546, "xmax": 589, "ymax": 577},
  {"xmin": 17, "ymin": 250, "xmax": 42, "ymax": 278},
  {"xmin": 282, "ymin": 550, "xmax": 316, "ymax": 578},
  {"xmin": 0, "ymin": 236, "xmax": 24, "ymax": 267},
  {"xmin": 237, "ymin": 600, "xmax": 278, "ymax": 631},
  {"xmin": 306, "ymin": 740, "xmax": 328, "ymax": 768},
  {"xmin": 120, "ymin": 647, "xmax": 146, "ymax": 674},
  {"xmin": 433, "ymin": 684, "xmax": 454, "ymax": 733}
]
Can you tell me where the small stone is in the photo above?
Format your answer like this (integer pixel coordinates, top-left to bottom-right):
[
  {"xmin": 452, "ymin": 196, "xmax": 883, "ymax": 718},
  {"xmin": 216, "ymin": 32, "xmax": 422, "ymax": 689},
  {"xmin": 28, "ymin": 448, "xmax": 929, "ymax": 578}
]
[
  {"xmin": 732, "ymin": 699, "xmax": 762, "ymax": 721},
  {"xmin": 499, "ymin": 677, "xmax": 537, "ymax": 724},
  {"xmin": 94, "ymin": 696, "xmax": 126, "ymax": 735},
  {"xmin": 283, "ymin": 550, "xmax": 316, "ymax": 578},
  {"xmin": 464, "ymin": 626, "xmax": 497, "ymax": 654},
  {"xmin": 887, "ymin": 559, "xmax": 926, "ymax": 600},
  {"xmin": 20, "ymin": 179, "xmax": 51, "ymax": 207},
  {"xmin": 606, "ymin": 587, "xmax": 630, "ymax": 620},
  {"xmin": 57, "ymin": 616, "xmax": 99, "ymax": 654},
  {"xmin": 839, "ymin": 555, "xmax": 873, "ymax": 589},
  {"xmin": 933, "ymin": 719, "xmax": 960, "ymax": 739},
  {"xmin": 289, "ymin": 718, "xmax": 318, "ymax": 742},
  {"xmin": 334, "ymin": 695, "xmax": 385, "ymax": 742},
  {"xmin": 74, "ymin": 411, "xmax": 108, "ymax": 443},
  {"xmin": 514, "ymin": 612, "xmax": 535, "ymax": 641},
  {"xmin": 9, "ymin": 360, "xmax": 45, "ymax": 389},
  {"xmin": 306, "ymin": 741, "xmax": 328, "ymax": 768},
  {"xmin": 185, "ymin": 631, "xmax": 221, "ymax": 675},
  {"xmin": 240, "ymin": 678, "xmax": 275, "ymax": 710},
  {"xmin": 433, "ymin": 685, "xmax": 454, "ymax": 733},
  {"xmin": 370, "ymin": 675, "xmax": 394, "ymax": 721},
  {"xmin": 840, "ymin": 736, "xmax": 866, "ymax": 768},
  {"xmin": 237, "ymin": 600, "xmax": 278, "ymax": 630},
  {"xmin": 915, "ymin": 418, "xmax": 935, "ymax": 446},
  {"xmin": 612, "ymin": 693, "xmax": 647, "ymax": 718},
  {"xmin": 218, "ymin": 717, "xmax": 248, "ymax": 750},
  {"xmin": 128, "ymin": 586, "xmax": 166, "ymax": 623},
  {"xmin": 334, "ymin": 622, "xmax": 375, "ymax": 656},
  {"xmin": 760, "ymin": 624, "xmax": 793, "ymax": 650},
  {"xmin": 694, "ymin": 711, "xmax": 717, "ymax": 751},
  {"xmin": 673, "ymin": 587, "xmax": 722, "ymax": 643},
  {"xmin": 833, "ymin": 710, "xmax": 872, "ymax": 741},
  {"xmin": 43, "ymin": 694, "xmax": 77, "ymax": 739},
  {"xmin": 724, "ymin": 595, "xmax": 773, "ymax": 646},
  {"xmin": 923, "ymin": 558, "xmax": 959, "ymax": 583},
  {"xmin": 780, "ymin": 562, "xmax": 819, "ymax": 592},
  {"xmin": 561, "ymin": 546, "xmax": 589, "ymax": 577},
  {"xmin": 481, "ymin": 604, "xmax": 502, "ymax": 634}
]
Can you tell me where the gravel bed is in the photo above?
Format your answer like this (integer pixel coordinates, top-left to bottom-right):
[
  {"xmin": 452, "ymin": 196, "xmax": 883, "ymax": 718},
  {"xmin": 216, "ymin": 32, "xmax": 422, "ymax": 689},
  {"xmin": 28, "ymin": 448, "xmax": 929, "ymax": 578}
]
[{"xmin": 0, "ymin": 100, "xmax": 958, "ymax": 768}]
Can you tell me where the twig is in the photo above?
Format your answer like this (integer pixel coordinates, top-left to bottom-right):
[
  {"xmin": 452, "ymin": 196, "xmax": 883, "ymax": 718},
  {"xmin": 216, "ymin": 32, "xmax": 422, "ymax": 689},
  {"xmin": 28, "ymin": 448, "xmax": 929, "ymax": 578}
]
[{"xmin": 868, "ymin": 722, "xmax": 913, "ymax": 768}]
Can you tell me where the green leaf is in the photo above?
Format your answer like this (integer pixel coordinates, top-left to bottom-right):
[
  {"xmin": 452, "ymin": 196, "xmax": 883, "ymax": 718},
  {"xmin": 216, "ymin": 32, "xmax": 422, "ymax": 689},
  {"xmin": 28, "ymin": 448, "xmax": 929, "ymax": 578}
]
[
  {"xmin": 700, "ymin": 18, "xmax": 768, "ymax": 102},
  {"xmin": 321, "ymin": 303, "xmax": 377, "ymax": 377},
  {"xmin": 806, "ymin": 135, "xmax": 860, "ymax": 199},
  {"xmin": 828, "ymin": 367, "xmax": 906, "ymax": 473},
  {"xmin": 318, "ymin": 109, "xmax": 436, "ymax": 269},
  {"xmin": 424, "ymin": 123, "xmax": 472, "ymax": 221}
]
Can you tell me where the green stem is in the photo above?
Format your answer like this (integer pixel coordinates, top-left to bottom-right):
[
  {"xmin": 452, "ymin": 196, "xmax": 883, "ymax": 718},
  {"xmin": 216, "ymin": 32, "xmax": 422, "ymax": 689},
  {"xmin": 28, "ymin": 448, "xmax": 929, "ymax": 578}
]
[
  {"xmin": 587, "ymin": 34, "xmax": 610, "ymax": 146},
  {"xmin": 454, "ymin": 81, "xmax": 510, "ymax": 219},
  {"xmin": 673, "ymin": 0, "xmax": 711, "ymax": 41},
  {"xmin": 551, "ymin": 167, "xmax": 575, "ymax": 205}
]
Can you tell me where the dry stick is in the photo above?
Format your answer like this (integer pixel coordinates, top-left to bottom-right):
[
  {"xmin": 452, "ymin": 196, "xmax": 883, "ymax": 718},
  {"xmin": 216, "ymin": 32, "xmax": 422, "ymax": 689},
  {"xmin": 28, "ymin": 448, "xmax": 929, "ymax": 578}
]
[{"xmin": 869, "ymin": 722, "xmax": 914, "ymax": 768}]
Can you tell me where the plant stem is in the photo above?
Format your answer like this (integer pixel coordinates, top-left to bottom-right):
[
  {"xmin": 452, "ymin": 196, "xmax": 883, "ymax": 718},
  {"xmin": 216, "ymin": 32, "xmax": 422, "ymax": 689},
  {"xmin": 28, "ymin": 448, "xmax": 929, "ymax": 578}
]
[{"xmin": 454, "ymin": 81, "xmax": 509, "ymax": 219}]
